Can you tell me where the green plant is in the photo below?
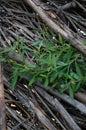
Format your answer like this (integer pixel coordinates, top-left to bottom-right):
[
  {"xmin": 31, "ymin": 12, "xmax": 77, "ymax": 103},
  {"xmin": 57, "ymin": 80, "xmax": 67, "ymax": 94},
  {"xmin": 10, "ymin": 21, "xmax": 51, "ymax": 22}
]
[
  {"xmin": 32, "ymin": 38, "xmax": 86, "ymax": 98},
  {"xmin": 0, "ymin": 36, "xmax": 86, "ymax": 98}
]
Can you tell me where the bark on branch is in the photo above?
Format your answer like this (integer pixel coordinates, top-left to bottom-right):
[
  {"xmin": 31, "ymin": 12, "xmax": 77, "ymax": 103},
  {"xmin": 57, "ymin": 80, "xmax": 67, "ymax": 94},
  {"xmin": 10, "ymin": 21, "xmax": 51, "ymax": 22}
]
[{"xmin": 0, "ymin": 64, "xmax": 6, "ymax": 130}]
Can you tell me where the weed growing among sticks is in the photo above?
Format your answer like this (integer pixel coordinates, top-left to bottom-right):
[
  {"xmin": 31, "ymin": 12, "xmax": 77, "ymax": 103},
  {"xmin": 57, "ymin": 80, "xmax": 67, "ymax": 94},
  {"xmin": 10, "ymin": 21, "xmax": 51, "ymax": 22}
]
[{"xmin": 0, "ymin": 36, "xmax": 86, "ymax": 98}]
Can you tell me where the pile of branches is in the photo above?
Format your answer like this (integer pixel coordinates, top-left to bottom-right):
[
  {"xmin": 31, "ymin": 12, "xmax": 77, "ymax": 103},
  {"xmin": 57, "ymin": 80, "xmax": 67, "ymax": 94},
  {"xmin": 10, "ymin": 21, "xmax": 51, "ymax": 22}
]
[{"xmin": 0, "ymin": 0, "xmax": 86, "ymax": 130}]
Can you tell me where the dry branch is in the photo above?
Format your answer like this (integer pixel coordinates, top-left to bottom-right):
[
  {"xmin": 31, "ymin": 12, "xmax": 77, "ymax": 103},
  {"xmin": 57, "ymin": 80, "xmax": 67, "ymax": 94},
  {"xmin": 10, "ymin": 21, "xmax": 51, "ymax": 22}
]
[
  {"xmin": 75, "ymin": 92, "xmax": 86, "ymax": 104},
  {"xmin": 35, "ymin": 87, "xmax": 81, "ymax": 130},
  {"xmin": 14, "ymin": 89, "xmax": 58, "ymax": 130},
  {"xmin": 29, "ymin": 99, "xmax": 58, "ymax": 130},
  {"xmin": 32, "ymin": 89, "xmax": 66, "ymax": 130},
  {"xmin": 39, "ymin": 87, "xmax": 86, "ymax": 115},
  {"xmin": 24, "ymin": 0, "xmax": 86, "ymax": 55},
  {"xmin": 0, "ymin": 64, "xmax": 6, "ymax": 130},
  {"xmin": 1, "ymin": 1, "xmax": 86, "ymax": 129}
]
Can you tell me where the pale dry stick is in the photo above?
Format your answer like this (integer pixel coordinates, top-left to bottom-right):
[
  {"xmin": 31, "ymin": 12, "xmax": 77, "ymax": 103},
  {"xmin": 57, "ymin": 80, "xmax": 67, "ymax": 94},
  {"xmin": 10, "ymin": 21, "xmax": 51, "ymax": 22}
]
[
  {"xmin": 75, "ymin": 92, "xmax": 86, "ymax": 104},
  {"xmin": 42, "ymin": 88, "xmax": 86, "ymax": 115},
  {"xmin": 0, "ymin": 28, "xmax": 10, "ymax": 46},
  {"xmin": 0, "ymin": 64, "xmax": 6, "ymax": 130},
  {"xmin": 32, "ymin": 89, "xmax": 67, "ymax": 130},
  {"xmin": 29, "ymin": 99, "xmax": 58, "ymax": 130},
  {"xmin": 0, "ymin": 38, "xmax": 7, "ymax": 48},
  {"xmin": 35, "ymin": 87, "xmax": 81, "ymax": 130},
  {"xmin": 15, "ymin": 89, "xmax": 58, "ymax": 130},
  {"xmin": 74, "ymin": 0, "xmax": 86, "ymax": 12},
  {"xmin": 59, "ymin": 1, "xmax": 76, "ymax": 10}
]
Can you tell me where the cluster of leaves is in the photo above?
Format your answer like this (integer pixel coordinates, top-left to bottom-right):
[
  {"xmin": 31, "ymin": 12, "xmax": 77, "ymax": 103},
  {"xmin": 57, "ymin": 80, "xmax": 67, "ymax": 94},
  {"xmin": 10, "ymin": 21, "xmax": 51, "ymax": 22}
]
[
  {"xmin": 0, "ymin": 36, "xmax": 86, "ymax": 98},
  {"xmin": 31, "ymin": 37, "xmax": 86, "ymax": 98}
]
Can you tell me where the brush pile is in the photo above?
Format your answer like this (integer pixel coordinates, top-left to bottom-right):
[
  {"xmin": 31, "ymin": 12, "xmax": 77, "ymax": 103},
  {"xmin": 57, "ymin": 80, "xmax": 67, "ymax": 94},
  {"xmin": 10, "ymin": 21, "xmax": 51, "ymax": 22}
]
[{"xmin": 0, "ymin": 0, "xmax": 86, "ymax": 130}]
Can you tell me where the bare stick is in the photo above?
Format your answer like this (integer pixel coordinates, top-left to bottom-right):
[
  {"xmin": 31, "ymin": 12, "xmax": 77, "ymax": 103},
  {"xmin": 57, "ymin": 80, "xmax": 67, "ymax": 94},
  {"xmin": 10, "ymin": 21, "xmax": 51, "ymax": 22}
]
[
  {"xmin": 0, "ymin": 64, "xmax": 6, "ymax": 130},
  {"xmin": 15, "ymin": 89, "xmax": 58, "ymax": 130},
  {"xmin": 35, "ymin": 87, "xmax": 81, "ymax": 130},
  {"xmin": 41, "ymin": 87, "xmax": 86, "ymax": 115},
  {"xmin": 75, "ymin": 92, "xmax": 86, "ymax": 104}
]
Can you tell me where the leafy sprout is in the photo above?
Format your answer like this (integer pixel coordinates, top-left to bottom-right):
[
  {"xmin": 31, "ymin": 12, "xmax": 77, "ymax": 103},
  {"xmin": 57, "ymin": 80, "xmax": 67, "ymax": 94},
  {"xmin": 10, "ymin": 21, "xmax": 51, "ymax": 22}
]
[{"xmin": 0, "ymin": 35, "xmax": 86, "ymax": 98}]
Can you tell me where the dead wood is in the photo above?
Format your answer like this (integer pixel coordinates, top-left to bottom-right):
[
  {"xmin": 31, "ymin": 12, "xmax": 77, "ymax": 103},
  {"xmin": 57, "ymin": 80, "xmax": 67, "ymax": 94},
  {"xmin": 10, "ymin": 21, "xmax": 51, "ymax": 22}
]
[
  {"xmin": 37, "ymin": 86, "xmax": 86, "ymax": 115},
  {"xmin": 74, "ymin": 92, "xmax": 86, "ymax": 104},
  {"xmin": 0, "ymin": 64, "xmax": 6, "ymax": 130},
  {"xmin": 0, "ymin": 0, "xmax": 86, "ymax": 130},
  {"xmin": 24, "ymin": 0, "xmax": 86, "ymax": 56},
  {"xmin": 35, "ymin": 87, "xmax": 81, "ymax": 130},
  {"xmin": 32, "ymin": 89, "xmax": 67, "ymax": 130},
  {"xmin": 12, "ymin": 88, "xmax": 58, "ymax": 130},
  {"xmin": 29, "ymin": 99, "xmax": 58, "ymax": 130},
  {"xmin": 3, "ymin": 76, "xmax": 58, "ymax": 130}
]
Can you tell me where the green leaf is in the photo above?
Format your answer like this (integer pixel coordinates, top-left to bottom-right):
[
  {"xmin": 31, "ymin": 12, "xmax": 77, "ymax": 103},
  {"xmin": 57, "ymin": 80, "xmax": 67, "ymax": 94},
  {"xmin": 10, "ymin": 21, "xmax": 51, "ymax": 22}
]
[
  {"xmin": 27, "ymin": 63, "xmax": 36, "ymax": 69},
  {"xmin": 50, "ymin": 71, "xmax": 58, "ymax": 83},
  {"xmin": 52, "ymin": 54, "xmax": 56, "ymax": 68},
  {"xmin": 74, "ymin": 82, "xmax": 82, "ymax": 92},
  {"xmin": 58, "ymin": 68, "xmax": 67, "ymax": 78},
  {"xmin": 13, "ymin": 37, "xmax": 25, "ymax": 50},
  {"xmin": 29, "ymin": 76, "xmax": 36, "ymax": 86},
  {"xmin": 44, "ymin": 77, "xmax": 49, "ymax": 87},
  {"xmin": 56, "ymin": 47, "xmax": 65, "ymax": 60},
  {"xmin": 64, "ymin": 49, "xmax": 73, "ymax": 63},
  {"xmin": 33, "ymin": 39, "xmax": 47, "ymax": 47},
  {"xmin": 69, "ymin": 86, "xmax": 74, "ymax": 99},
  {"xmin": 70, "ymin": 71, "xmax": 79, "ymax": 80},
  {"xmin": 33, "ymin": 40, "xmax": 41, "ymax": 46},
  {"xmin": 11, "ymin": 69, "xmax": 18, "ymax": 90},
  {"xmin": 75, "ymin": 62, "xmax": 83, "ymax": 78},
  {"xmin": 0, "ymin": 47, "xmax": 13, "ymax": 54},
  {"xmin": 58, "ymin": 35, "xmax": 63, "ymax": 45},
  {"xmin": 19, "ymin": 37, "xmax": 25, "ymax": 43},
  {"xmin": 13, "ymin": 40, "xmax": 20, "ymax": 50},
  {"xmin": 0, "ymin": 58, "xmax": 5, "ymax": 62},
  {"xmin": 58, "ymin": 84, "xmax": 68, "ymax": 93},
  {"xmin": 57, "ymin": 61, "xmax": 67, "ymax": 67}
]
